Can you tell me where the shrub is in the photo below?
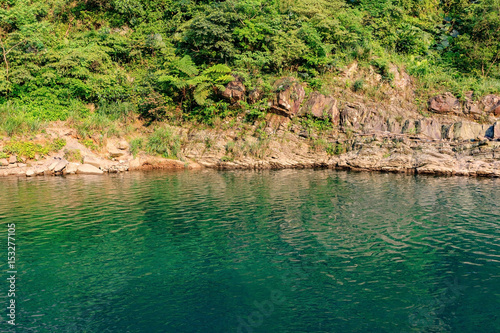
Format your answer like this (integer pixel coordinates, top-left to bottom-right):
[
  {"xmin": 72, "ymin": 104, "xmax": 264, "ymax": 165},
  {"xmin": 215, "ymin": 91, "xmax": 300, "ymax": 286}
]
[
  {"xmin": 146, "ymin": 127, "xmax": 181, "ymax": 158},
  {"xmin": 64, "ymin": 149, "xmax": 83, "ymax": 163},
  {"xmin": 129, "ymin": 138, "xmax": 144, "ymax": 157}
]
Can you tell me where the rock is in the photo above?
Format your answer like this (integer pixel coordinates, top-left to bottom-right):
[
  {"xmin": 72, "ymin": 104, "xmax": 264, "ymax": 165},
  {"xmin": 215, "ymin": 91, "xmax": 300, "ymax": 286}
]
[
  {"xmin": 108, "ymin": 149, "xmax": 124, "ymax": 158},
  {"xmin": 117, "ymin": 140, "xmax": 129, "ymax": 150},
  {"xmin": 0, "ymin": 158, "xmax": 8, "ymax": 166},
  {"xmin": 26, "ymin": 169, "xmax": 35, "ymax": 177},
  {"xmin": 221, "ymin": 76, "xmax": 246, "ymax": 103},
  {"xmin": 77, "ymin": 164, "xmax": 104, "ymax": 175},
  {"xmin": 34, "ymin": 166, "xmax": 47, "ymax": 176},
  {"xmin": 389, "ymin": 64, "xmax": 411, "ymax": 90},
  {"xmin": 248, "ymin": 89, "xmax": 263, "ymax": 104},
  {"xmin": 53, "ymin": 159, "xmax": 68, "ymax": 173},
  {"xmin": 428, "ymin": 93, "xmax": 461, "ymax": 114},
  {"xmin": 270, "ymin": 77, "xmax": 305, "ymax": 117},
  {"xmin": 486, "ymin": 122, "xmax": 500, "ymax": 140},
  {"xmin": 450, "ymin": 121, "xmax": 491, "ymax": 141},
  {"xmin": 480, "ymin": 94, "xmax": 500, "ymax": 116},
  {"xmin": 48, "ymin": 159, "xmax": 59, "ymax": 171},
  {"xmin": 83, "ymin": 155, "xmax": 102, "ymax": 168},
  {"xmin": 265, "ymin": 113, "xmax": 290, "ymax": 133},
  {"xmin": 340, "ymin": 103, "xmax": 369, "ymax": 128},
  {"xmin": 418, "ymin": 119, "xmax": 442, "ymax": 139},
  {"xmin": 65, "ymin": 162, "xmax": 79, "ymax": 174},
  {"xmin": 297, "ymin": 92, "xmax": 339, "ymax": 124},
  {"xmin": 8, "ymin": 155, "xmax": 17, "ymax": 164},
  {"xmin": 17, "ymin": 163, "xmax": 27, "ymax": 168}
]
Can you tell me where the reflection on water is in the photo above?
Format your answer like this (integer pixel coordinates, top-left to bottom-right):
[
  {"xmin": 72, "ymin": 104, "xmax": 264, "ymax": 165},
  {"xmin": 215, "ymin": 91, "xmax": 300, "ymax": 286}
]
[{"xmin": 0, "ymin": 170, "xmax": 499, "ymax": 332}]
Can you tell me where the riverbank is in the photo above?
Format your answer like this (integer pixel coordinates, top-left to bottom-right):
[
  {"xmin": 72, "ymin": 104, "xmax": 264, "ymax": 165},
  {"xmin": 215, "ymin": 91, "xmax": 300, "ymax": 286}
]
[
  {"xmin": 1, "ymin": 119, "xmax": 500, "ymax": 178},
  {"xmin": 2, "ymin": 71, "xmax": 500, "ymax": 179}
]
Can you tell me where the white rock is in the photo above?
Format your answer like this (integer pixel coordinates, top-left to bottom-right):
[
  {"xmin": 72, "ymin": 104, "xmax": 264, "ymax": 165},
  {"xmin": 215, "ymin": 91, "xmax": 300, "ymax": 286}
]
[{"xmin": 26, "ymin": 169, "xmax": 35, "ymax": 177}]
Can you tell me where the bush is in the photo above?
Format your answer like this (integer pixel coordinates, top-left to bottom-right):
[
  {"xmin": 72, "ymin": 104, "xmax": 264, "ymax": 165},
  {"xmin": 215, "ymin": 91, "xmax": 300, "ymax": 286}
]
[{"xmin": 146, "ymin": 127, "xmax": 181, "ymax": 158}]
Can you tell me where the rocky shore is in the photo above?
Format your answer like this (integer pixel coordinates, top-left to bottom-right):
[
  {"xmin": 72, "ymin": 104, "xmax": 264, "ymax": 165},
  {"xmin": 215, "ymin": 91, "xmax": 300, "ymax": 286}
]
[{"xmin": 1, "ymin": 70, "xmax": 500, "ymax": 179}]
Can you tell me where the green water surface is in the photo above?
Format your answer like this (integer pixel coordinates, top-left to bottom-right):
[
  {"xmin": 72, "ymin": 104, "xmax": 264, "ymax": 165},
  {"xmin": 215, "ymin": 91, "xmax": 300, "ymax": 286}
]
[{"xmin": 0, "ymin": 170, "xmax": 499, "ymax": 332}]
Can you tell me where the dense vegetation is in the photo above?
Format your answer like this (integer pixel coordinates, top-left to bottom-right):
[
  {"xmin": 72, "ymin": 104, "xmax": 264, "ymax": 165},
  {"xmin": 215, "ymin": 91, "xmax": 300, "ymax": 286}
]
[{"xmin": 1, "ymin": 0, "xmax": 500, "ymax": 132}]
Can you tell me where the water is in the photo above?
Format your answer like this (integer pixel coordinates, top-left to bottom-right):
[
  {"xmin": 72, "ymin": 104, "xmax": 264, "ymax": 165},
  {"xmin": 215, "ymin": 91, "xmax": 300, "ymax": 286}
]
[{"xmin": 0, "ymin": 170, "xmax": 499, "ymax": 332}]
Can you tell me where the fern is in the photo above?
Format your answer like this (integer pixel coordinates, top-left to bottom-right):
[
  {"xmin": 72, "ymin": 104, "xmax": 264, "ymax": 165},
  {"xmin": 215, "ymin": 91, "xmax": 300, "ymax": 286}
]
[
  {"xmin": 171, "ymin": 55, "xmax": 199, "ymax": 77},
  {"xmin": 193, "ymin": 82, "xmax": 212, "ymax": 105},
  {"xmin": 203, "ymin": 64, "xmax": 231, "ymax": 75}
]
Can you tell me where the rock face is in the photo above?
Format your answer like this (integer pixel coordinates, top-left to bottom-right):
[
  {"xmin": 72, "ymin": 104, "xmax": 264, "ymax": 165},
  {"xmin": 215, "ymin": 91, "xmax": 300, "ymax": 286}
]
[
  {"xmin": 340, "ymin": 103, "xmax": 369, "ymax": 128},
  {"xmin": 298, "ymin": 92, "xmax": 339, "ymax": 124},
  {"xmin": 480, "ymin": 94, "xmax": 500, "ymax": 116},
  {"xmin": 77, "ymin": 164, "xmax": 104, "ymax": 174},
  {"xmin": 488, "ymin": 122, "xmax": 500, "ymax": 140},
  {"xmin": 222, "ymin": 76, "xmax": 246, "ymax": 103},
  {"xmin": 270, "ymin": 77, "xmax": 305, "ymax": 117},
  {"xmin": 429, "ymin": 93, "xmax": 461, "ymax": 114}
]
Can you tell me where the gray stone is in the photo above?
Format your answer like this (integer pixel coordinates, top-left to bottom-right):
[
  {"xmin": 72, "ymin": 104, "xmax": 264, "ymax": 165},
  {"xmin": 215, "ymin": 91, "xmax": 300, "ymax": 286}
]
[{"xmin": 77, "ymin": 164, "xmax": 104, "ymax": 175}]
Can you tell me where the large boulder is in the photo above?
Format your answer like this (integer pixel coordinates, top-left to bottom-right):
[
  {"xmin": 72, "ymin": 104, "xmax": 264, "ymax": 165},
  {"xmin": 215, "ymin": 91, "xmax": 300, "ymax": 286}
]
[
  {"xmin": 428, "ymin": 93, "xmax": 461, "ymax": 114},
  {"xmin": 297, "ymin": 92, "xmax": 339, "ymax": 124},
  {"xmin": 53, "ymin": 159, "xmax": 68, "ymax": 173},
  {"xmin": 77, "ymin": 164, "xmax": 104, "ymax": 175},
  {"xmin": 65, "ymin": 162, "xmax": 79, "ymax": 175},
  {"xmin": 83, "ymin": 155, "xmax": 102, "ymax": 168},
  {"xmin": 270, "ymin": 77, "xmax": 305, "ymax": 117},
  {"xmin": 221, "ymin": 76, "xmax": 246, "ymax": 104}
]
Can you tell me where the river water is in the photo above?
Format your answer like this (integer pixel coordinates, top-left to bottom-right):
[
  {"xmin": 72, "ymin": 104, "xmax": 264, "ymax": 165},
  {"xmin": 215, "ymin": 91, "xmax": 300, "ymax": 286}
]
[{"xmin": 0, "ymin": 170, "xmax": 499, "ymax": 332}]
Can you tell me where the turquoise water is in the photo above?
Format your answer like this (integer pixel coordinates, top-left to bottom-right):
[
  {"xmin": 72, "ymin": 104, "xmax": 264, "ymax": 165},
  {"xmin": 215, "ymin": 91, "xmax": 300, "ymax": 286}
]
[{"xmin": 1, "ymin": 170, "xmax": 499, "ymax": 332}]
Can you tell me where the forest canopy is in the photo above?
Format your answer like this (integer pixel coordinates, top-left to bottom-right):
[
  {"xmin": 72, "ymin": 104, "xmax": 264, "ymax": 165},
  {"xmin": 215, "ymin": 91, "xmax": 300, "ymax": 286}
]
[{"xmin": 1, "ymin": 0, "xmax": 499, "ymax": 122}]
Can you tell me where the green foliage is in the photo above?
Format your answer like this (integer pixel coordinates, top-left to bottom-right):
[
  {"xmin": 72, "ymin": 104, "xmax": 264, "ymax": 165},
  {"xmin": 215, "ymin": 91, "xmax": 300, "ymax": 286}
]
[
  {"xmin": 0, "ymin": 0, "xmax": 500, "ymax": 127},
  {"xmin": 129, "ymin": 137, "xmax": 143, "ymax": 157},
  {"xmin": 2, "ymin": 138, "xmax": 64, "ymax": 159},
  {"xmin": 353, "ymin": 79, "xmax": 364, "ymax": 92},
  {"xmin": 63, "ymin": 149, "xmax": 82, "ymax": 163},
  {"xmin": 146, "ymin": 127, "xmax": 180, "ymax": 158}
]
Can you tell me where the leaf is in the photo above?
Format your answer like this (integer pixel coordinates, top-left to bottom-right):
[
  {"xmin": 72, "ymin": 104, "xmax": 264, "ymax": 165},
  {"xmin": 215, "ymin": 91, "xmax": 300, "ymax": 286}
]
[{"xmin": 193, "ymin": 82, "xmax": 212, "ymax": 105}]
